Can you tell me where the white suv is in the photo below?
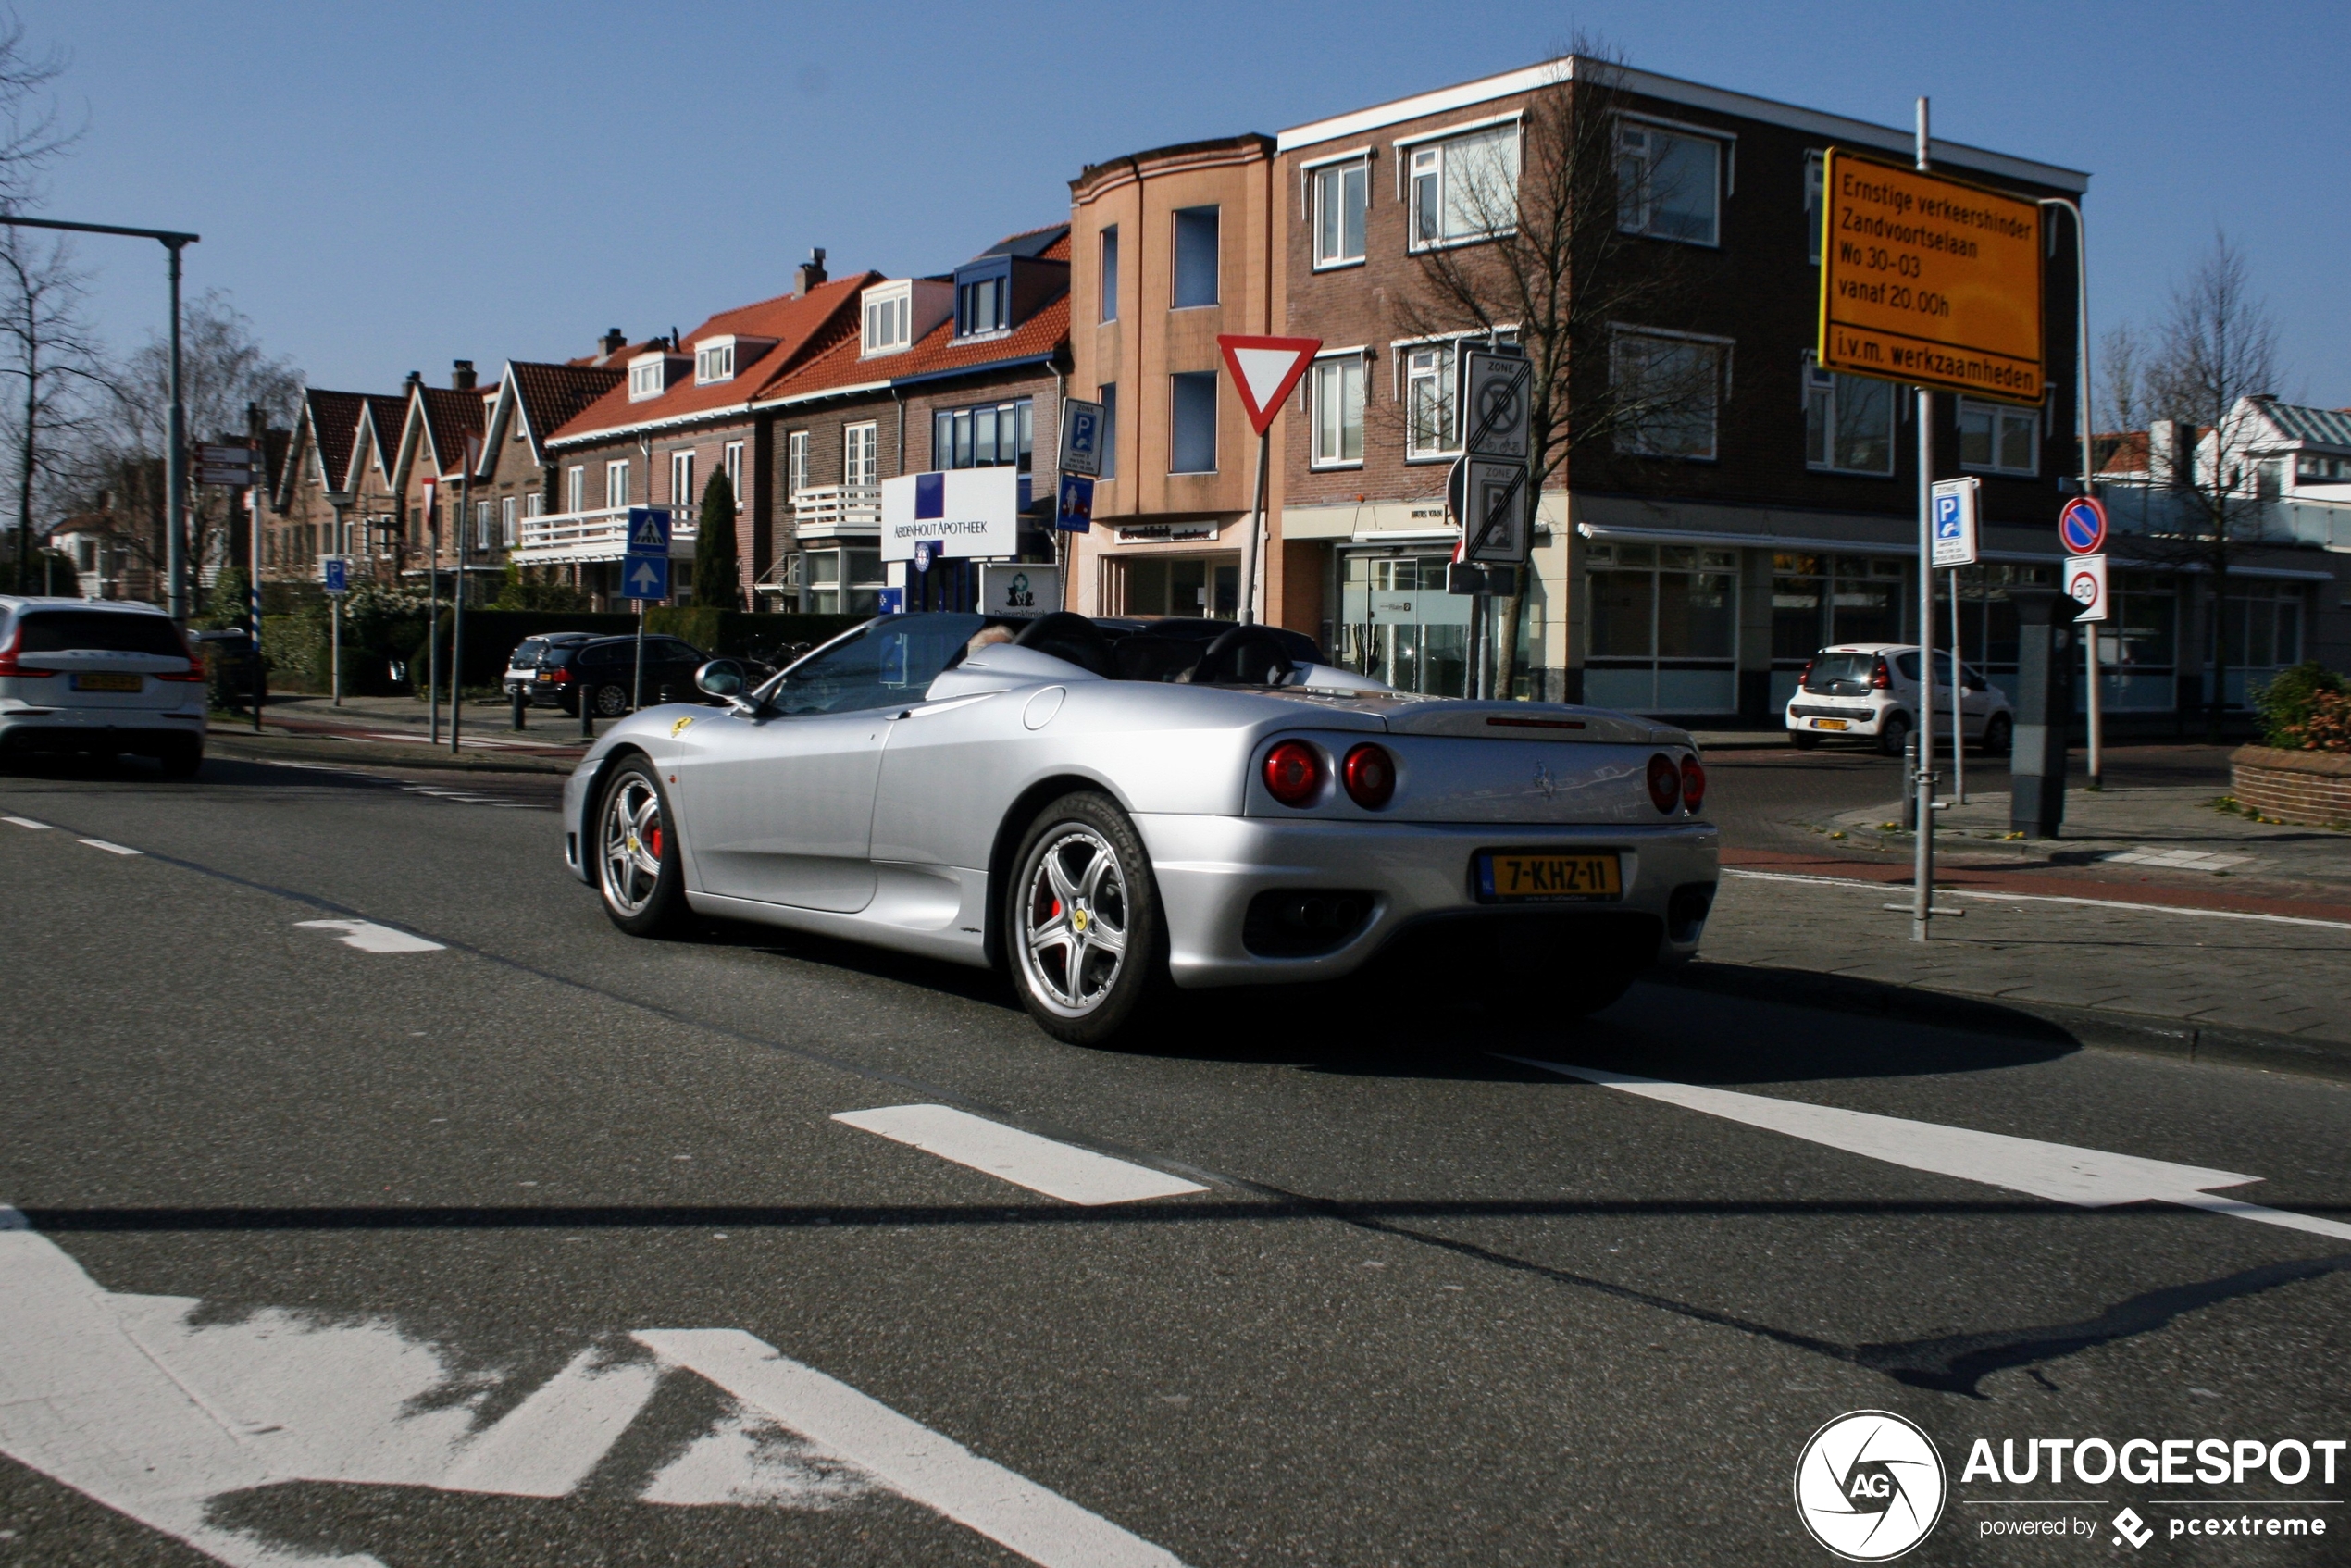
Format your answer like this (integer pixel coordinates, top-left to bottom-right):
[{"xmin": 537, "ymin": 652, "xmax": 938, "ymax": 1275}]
[
  {"xmin": 0, "ymin": 596, "xmax": 208, "ymax": 776},
  {"xmin": 1784, "ymin": 642, "xmax": 2012, "ymax": 756}
]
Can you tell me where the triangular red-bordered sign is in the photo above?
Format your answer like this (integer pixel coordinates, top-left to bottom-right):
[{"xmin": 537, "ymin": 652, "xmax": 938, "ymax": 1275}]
[{"xmin": 1217, "ymin": 334, "xmax": 1323, "ymax": 435}]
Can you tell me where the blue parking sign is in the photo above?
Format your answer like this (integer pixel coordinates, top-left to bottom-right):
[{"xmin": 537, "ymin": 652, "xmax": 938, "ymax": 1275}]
[
  {"xmin": 1929, "ymin": 478, "xmax": 1978, "ymax": 568},
  {"xmin": 322, "ymin": 556, "xmax": 349, "ymax": 595}
]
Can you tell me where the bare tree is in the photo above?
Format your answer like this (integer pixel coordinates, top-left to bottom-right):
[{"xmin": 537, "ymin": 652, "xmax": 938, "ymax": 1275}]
[
  {"xmin": 91, "ymin": 290, "xmax": 300, "ymax": 602},
  {"xmin": 0, "ymin": 230, "xmax": 105, "ymax": 590},
  {"xmin": 2117, "ymin": 232, "xmax": 2282, "ymax": 740},
  {"xmin": 0, "ymin": 9, "xmax": 79, "ymax": 215},
  {"xmin": 1391, "ymin": 37, "xmax": 1708, "ymax": 695},
  {"xmin": 2097, "ymin": 319, "xmax": 2150, "ymax": 439}
]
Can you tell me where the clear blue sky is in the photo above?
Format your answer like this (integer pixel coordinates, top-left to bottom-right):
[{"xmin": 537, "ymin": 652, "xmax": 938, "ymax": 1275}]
[{"xmin": 22, "ymin": 0, "xmax": 2350, "ymax": 412}]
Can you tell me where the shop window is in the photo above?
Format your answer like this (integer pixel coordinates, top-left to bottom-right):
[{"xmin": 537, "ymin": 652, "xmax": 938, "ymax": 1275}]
[{"xmin": 1584, "ymin": 543, "xmax": 1739, "ymax": 713}]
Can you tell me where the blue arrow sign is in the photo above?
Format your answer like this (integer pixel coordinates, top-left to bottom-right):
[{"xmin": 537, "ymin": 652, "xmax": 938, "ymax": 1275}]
[{"xmin": 624, "ymin": 554, "xmax": 669, "ymax": 602}]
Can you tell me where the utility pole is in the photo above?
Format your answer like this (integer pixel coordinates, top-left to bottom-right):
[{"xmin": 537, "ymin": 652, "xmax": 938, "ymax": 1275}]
[
  {"xmin": 452, "ymin": 435, "xmax": 478, "ymax": 753},
  {"xmin": 1910, "ymin": 96, "xmax": 1938, "ymax": 944}
]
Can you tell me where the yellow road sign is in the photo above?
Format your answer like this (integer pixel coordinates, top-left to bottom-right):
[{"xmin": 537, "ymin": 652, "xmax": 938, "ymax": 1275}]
[{"xmin": 1816, "ymin": 148, "xmax": 2044, "ymax": 404}]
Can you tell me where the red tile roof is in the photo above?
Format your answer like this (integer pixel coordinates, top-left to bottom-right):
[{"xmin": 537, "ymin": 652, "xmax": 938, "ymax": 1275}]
[
  {"xmin": 549, "ymin": 274, "xmax": 879, "ymax": 445},
  {"xmin": 293, "ymin": 389, "xmax": 366, "ymax": 503},
  {"xmin": 506, "ymin": 361, "xmax": 624, "ymax": 454},
  {"xmin": 2094, "ymin": 430, "xmax": 2150, "ymax": 476},
  {"xmin": 417, "ymin": 384, "xmax": 491, "ymax": 478},
  {"xmin": 351, "ymin": 395, "xmax": 409, "ymax": 489},
  {"xmin": 757, "ymin": 290, "xmax": 1069, "ymax": 407}
]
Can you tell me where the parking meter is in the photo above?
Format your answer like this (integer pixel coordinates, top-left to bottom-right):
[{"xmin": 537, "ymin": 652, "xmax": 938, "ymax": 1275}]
[{"xmin": 2007, "ymin": 587, "xmax": 2081, "ymax": 839}]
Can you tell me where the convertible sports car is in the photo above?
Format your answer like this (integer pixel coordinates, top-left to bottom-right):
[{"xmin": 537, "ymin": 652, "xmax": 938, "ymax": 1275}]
[{"xmin": 563, "ymin": 611, "xmax": 1718, "ymax": 1045}]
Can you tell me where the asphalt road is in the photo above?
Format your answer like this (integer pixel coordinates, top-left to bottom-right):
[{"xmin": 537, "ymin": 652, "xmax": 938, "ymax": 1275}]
[{"xmin": 2, "ymin": 750, "xmax": 2345, "ymax": 1567}]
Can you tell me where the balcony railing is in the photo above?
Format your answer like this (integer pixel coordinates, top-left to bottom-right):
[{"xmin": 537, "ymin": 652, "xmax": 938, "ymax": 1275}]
[
  {"xmin": 792, "ymin": 483, "xmax": 881, "ymax": 540},
  {"xmin": 510, "ymin": 505, "xmax": 698, "ymax": 565}
]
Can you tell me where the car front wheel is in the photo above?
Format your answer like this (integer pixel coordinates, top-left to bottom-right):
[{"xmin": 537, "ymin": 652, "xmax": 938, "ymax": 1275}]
[
  {"xmin": 597, "ymin": 757, "xmax": 688, "ymax": 936},
  {"xmin": 593, "ymin": 682, "xmax": 630, "ymax": 718},
  {"xmin": 1006, "ymin": 791, "xmax": 1169, "ymax": 1047}
]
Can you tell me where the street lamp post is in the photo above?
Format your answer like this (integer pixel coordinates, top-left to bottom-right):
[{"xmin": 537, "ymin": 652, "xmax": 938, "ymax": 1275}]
[{"xmin": 0, "ymin": 216, "xmax": 198, "ymax": 616}]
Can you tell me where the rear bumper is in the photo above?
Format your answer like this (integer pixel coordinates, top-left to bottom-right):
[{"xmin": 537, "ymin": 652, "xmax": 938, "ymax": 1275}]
[
  {"xmin": 0, "ymin": 707, "xmax": 205, "ymax": 754},
  {"xmin": 1136, "ymin": 813, "xmax": 1718, "ymax": 989}
]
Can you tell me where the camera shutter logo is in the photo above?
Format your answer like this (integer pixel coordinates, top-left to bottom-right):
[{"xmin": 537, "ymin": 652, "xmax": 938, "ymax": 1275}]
[{"xmin": 1793, "ymin": 1411, "xmax": 1947, "ymax": 1561}]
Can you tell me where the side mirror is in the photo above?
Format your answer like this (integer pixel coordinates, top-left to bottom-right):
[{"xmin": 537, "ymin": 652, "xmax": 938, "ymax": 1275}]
[{"xmin": 694, "ymin": 658, "xmax": 753, "ymax": 710}]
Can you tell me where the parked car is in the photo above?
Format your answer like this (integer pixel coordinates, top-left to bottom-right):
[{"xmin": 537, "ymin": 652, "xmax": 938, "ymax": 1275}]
[
  {"xmin": 0, "ymin": 596, "xmax": 208, "ymax": 776},
  {"xmin": 531, "ymin": 634, "xmax": 710, "ymax": 717},
  {"xmin": 1785, "ymin": 642, "xmax": 2012, "ymax": 756},
  {"xmin": 504, "ymin": 632, "xmax": 598, "ymax": 703},
  {"xmin": 564, "ymin": 611, "xmax": 1719, "ymax": 1046}
]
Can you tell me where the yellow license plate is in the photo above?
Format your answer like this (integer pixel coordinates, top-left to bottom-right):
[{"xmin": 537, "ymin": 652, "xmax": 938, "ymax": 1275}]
[
  {"xmin": 1475, "ymin": 851, "xmax": 1622, "ymax": 903},
  {"xmin": 1813, "ymin": 718, "xmax": 1849, "ymax": 730},
  {"xmin": 72, "ymin": 672, "xmax": 144, "ymax": 692}
]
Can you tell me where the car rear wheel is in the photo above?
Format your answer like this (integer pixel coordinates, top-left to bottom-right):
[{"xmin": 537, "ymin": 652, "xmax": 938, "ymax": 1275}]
[
  {"xmin": 592, "ymin": 682, "xmax": 630, "ymax": 718},
  {"xmin": 156, "ymin": 740, "xmax": 203, "ymax": 779},
  {"xmin": 1007, "ymin": 791, "xmax": 1169, "ymax": 1047},
  {"xmin": 1788, "ymin": 732, "xmax": 1822, "ymax": 751},
  {"xmin": 1877, "ymin": 712, "xmax": 1911, "ymax": 758},
  {"xmin": 1977, "ymin": 713, "xmax": 2012, "ymax": 757},
  {"xmin": 597, "ymin": 757, "xmax": 688, "ymax": 936}
]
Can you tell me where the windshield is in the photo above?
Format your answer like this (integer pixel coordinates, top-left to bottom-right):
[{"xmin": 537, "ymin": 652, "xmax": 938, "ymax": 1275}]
[
  {"xmin": 15, "ymin": 610, "xmax": 188, "ymax": 658},
  {"xmin": 765, "ymin": 614, "xmax": 989, "ymax": 716}
]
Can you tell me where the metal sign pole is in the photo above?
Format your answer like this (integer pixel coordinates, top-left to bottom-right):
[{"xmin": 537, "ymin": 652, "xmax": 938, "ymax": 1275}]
[
  {"xmin": 330, "ymin": 592, "xmax": 341, "ymax": 707},
  {"xmin": 1949, "ymin": 567, "xmax": 1966, "ymax": 804},
  {"xmin": 1910, "ymin": 97, "xmax": 1936, "ymax": 944},
  {"xmin": 248, "ymin": 473, "xmax": 262, "ymax": 732},
  {"xmin": 451, "ymin": 462, "xmax": 469, "ymax": 753},
  {"xmin": 426, "ymin": 481, "xmax": 441, "ymax": 746},
  {"xmin": 1238, "ymin": 428, "xmax": 1269, "ymax": 626},
  {"xmin": 166, "ymin": 243, "xmax": 188, "ymax": 621}
]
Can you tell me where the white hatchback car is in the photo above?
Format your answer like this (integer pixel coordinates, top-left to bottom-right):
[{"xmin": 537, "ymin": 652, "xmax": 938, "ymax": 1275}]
[
  {"xmin": 1784, "ymin": 642, "xmax": 2012, "ymax": 756},
  {"xmin": 0, "ymin": 596, "xmax": 208, "ymax": 775}
]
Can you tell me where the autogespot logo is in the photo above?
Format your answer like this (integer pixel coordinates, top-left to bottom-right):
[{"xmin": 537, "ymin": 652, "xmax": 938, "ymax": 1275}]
[{"xmin": 1795, "ymin": 1411, "xmax": 1948, "ymax": 1561}]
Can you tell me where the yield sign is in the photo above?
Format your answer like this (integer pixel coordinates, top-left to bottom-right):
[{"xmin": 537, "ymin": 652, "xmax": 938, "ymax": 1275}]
[{"xmin": 1217, "ymin": 334, "xmax": 1322, "ymax": 435}]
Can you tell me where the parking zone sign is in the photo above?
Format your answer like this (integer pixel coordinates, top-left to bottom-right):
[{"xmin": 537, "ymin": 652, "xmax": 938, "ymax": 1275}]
[
  {"xmin": 2067, "ymin": 554, "xmax": 2108, "ymax": 622},
  {"xmin": 1930, "ymin": 477, "xmax": 1979, "ymax": 567}
]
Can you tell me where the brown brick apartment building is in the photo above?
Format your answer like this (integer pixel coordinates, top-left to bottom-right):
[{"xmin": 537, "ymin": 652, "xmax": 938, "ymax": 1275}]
[
  {"xmin": 1065, "ymin": 135, "xmax": 1280, "ymax": 623},
  {"xmin": 1269, "ymin": 57, "xmax": 2089, "ymax": 715}
]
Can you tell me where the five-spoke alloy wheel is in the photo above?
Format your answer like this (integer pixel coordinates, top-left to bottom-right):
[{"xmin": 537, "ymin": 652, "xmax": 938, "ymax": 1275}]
[
  {"xmin": 1007, "ymin": 792, "xmax": 1167, "ymax": 1046},
  {"xmin": 597, "ymin": 757, "xmax": 687, "ymax": 935}
]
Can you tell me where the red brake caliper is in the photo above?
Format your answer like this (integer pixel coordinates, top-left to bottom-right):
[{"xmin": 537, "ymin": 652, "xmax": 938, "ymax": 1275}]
[{"xmin": 648, "ymin": 825, "xmax": 662, "ymax": 859}]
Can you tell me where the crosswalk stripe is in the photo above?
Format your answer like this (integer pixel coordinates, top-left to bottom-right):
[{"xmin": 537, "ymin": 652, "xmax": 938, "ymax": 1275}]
[
  {"xmin": 832, "ymin": 1104, "xmax": 1208, "ymax": 1206},
  {"xmin": 2, "ymin": 815, "xmax": 53, "ymax": 829}
]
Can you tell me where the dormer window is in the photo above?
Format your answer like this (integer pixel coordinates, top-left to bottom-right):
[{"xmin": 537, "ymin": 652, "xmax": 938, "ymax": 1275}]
[
  {"xmin": 864, "ymin": 284, "xmax": 911, "ymax": 355},
  {"xmin": 695, "ymin": 340, "xmax": 736, "ymax": 385},
  {"xmin": 628, "ymin": 351, "xmax": 686, "ymax": 402}
]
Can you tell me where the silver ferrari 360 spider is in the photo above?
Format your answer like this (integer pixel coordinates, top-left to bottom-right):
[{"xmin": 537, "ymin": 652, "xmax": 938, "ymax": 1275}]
[{"xmin": 563, "ymin": 612, "xmax": 1718, "ymax": 1044}]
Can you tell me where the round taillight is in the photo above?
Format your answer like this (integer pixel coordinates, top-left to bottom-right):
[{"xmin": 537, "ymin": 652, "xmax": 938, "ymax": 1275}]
[
  {"xmin": 1263, "ymin": 740, "xmax": 1325, "ymax": 807},
  {"xmin": 1679, "ymin": 755, "xmax": 1707, "ymax": 814},
  {"xmin": 1646, "ymin": 753, "xmax": 1681, "ymax": 815},
  {"xmin": 1342, "ymin": 742, "xmax": 1395, "ymax": 809}
]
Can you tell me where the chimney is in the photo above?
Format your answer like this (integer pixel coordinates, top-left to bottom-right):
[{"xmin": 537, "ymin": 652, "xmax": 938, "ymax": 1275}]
[
  {"xmin": 452, "ymin": 359, "xmax": 477, "ymax": 391},
  {"xmin": 601, "ymin": 328, "xmax": 625, "ymax": 358},
  {"xmin": 404, "ymin": 370, "xmax": 422, "ymax": 390},
  {"xmin": 794, "ymin": 246, "xmax": 827, "ymax": 295}
]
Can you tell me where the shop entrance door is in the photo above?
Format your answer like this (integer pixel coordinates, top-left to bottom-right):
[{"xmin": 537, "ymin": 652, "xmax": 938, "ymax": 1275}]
[{"xmin": 1338, "ymin": 551, "xmax": 1469, "ymax": 696}]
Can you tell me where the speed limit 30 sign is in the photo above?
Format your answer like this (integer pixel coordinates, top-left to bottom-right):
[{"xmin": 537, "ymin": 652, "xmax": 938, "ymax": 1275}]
[{"xmin": 2066, "ymin": 554, "xmax": 2108, "ymax": 622}]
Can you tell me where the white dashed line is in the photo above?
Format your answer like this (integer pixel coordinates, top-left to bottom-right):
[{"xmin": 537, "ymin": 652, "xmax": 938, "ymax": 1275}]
[
  {"xmin": 2, "ymin": 815, "xmax": 53, "ymax": 829},
  {"xmin": 76, "ymin": 838, "xmax": 142, "ymax": 856},
  {"xmin": 833, "ymin": 1104, "xmax": 1209, "ymax": 1206},
  {"xmin": 1501, "ymin": 1057, "xmax": 2351, "ymax": 1242},
  {"xmin": 293, "ymin": 918, "xmax": 445, "ymax": 953}
]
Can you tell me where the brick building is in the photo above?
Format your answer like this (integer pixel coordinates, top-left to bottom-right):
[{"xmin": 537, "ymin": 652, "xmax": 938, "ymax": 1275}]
[
  {"xmin": 1268, "ymin": 56, "xmax": 2090, "ymax": 715},
  {"xmin": 471, "ymin": 357, "xmax": 626, "ymax": 583},
  {"xmin": 752, "ymin": 226, "xmax": 1070, "ymax": 614},
  {"xmin": 528, "ymin": 255, "xmax": 871, "ymax": 608},
  {"xmin": 265, "ymin": 388, "xmax": 367, "ymax": 585},
  {"xmin": 1065, "ymin": 135, "xmax": 1278, "ymax": 622}
]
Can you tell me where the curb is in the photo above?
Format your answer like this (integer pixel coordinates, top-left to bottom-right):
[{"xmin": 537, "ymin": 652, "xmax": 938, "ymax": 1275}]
[
  {"xmin": 1649, "ymin": 960, "xmax": 2351, "ymax": 1085},
  {"xmin": 208, "ymin": 733, "xmax": 576, "ymax": 777}
]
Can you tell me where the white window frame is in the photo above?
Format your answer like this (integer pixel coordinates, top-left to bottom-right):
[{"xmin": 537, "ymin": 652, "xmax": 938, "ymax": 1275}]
[
  {"xmin": 566, "ymin": 465, "xmax": 586, "ymax": 514},
  {"xmin": 1397, "ymin": 115, "xmax": 1522, "ymax": 253},
  {"xmin": 1304, "ymin": 149, "xmax": 1371, "ymax": 270},
  {"xmin": 1610, "ymin": 326, "xmax": 1732, "ymax": 462},
  {"xmin": 787, "ymin": 430, "xmax": 810, "ymax": 497},
  {"xmin": 724, "ymin": 441, "xmax": 744, "ymax": 508},
  {"xmin": 1958, "ymin": 396, "xmax": 2041, "ymax": 477},
  {"xmin": 604, "ymin": 459, "xmax": 629, "ymax": 509},
  {"xmin": 861, "ymin": 281, "xmax": 913, "ymax": 356},
  {"xmin": 474, "ymin": 499, "xmax": 492, "ymax": 553},
  {"xmin": 500, "ymin": 494, "xmax": 517, "ymax": 547},
  {"xmin": 695, "ymin": 340, "xmax": 735, "ymax": 385},
  {"xmin": 671, "ymin": 449, "xmax": 695, "ymax": 514},
  {"xmin": 1310, "ymin": 352, "xmax": 1367, "ymax": 468},
  {"xmin": 1802, "ymin": 358, "xmax": 1896, "ymax": 477},
  {"xmin": 628, "ymin": 360, "xmax": 664, "ymax": 400},
  {"xmin": 1616, "ymin": 118, "xmax": 1725, "ymax": 248},
  {"xmin": 843, "ymin": 421, "xmax": 878, "ymax": 487},
  {"xmin": 525, "ymin": 492, "xmax": 543, "ymax": 519}
]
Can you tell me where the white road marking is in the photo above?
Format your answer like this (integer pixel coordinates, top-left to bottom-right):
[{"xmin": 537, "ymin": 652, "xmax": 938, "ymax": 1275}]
[
  {"xmin": 2, "ymin": 814, "xmax": 52, "ymax": 829},
  {"xmin": 832, "ymin": 1104, "xmax": 1208, "ymax": 1206},
  {"xmin": 1722, "ymin": 866, "xmax": 2351, "ymax": 931},
  {"xmin": 1502, "ymin": 1058, "xmax": 2351, "ymax": 1242},
  {"xmin": 438, "ymin": 1347, "xmax": 661, "ymax": 1497},
  {"xmin": 1, "ymin": 1208, "xmax": 1182, "ymax": 1566},
  {"xmin": 638, "ymin": 1328, "xmax": 1188, "ymax": 1568},
  {"xmin": 76, "ymin": 838, "xmax": 142, "ymax": 856},
  {"xmin": 293, "ymin": 918, "xmax": 444, "ymax": 953}
]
